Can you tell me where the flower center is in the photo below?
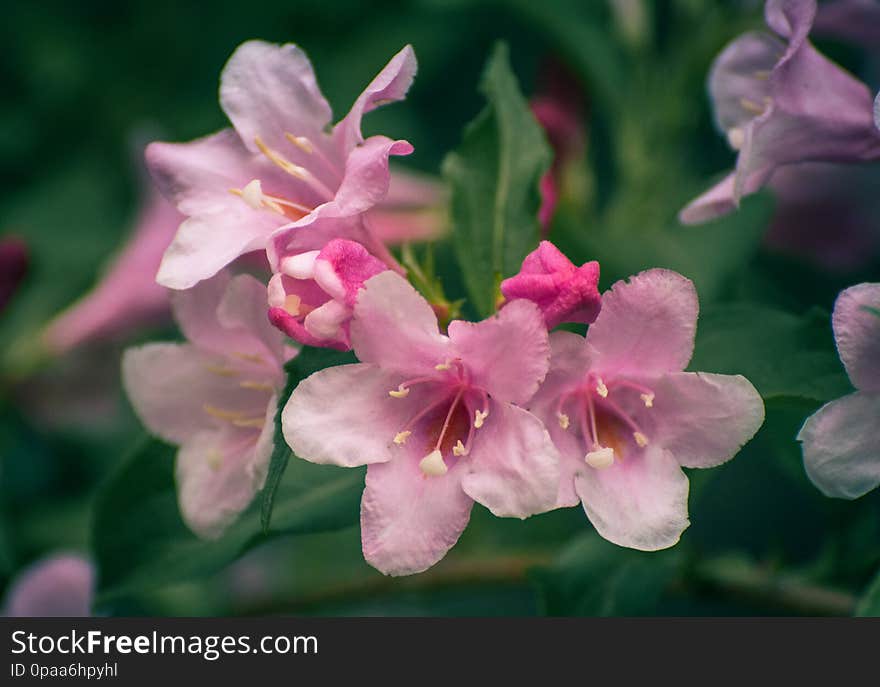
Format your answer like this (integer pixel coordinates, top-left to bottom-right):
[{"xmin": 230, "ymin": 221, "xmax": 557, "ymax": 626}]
[
  {"xmin": 387, "ymin": 360, "xmax": 490, "ymax": 477},
  {"xmin": 555, "ymin": 374, "xmax": 654, "ymax": 469}
]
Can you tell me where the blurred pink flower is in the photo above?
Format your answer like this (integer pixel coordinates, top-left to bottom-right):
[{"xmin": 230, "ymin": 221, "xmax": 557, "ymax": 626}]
[
  {"xmin": 43, "ymin": 187, "xmax": 180, "ymax": 354},
  {"xmin": 800, "ymin": 282, "xmax": 880, "ymax": 498},
  {"xmin": 501, "ymin": 240, "xmax": 601, "ymax": 329},
  {"xmin": 123, "ymin": 271, "xmax": 293, "ymax": 539},
  {"xmin": 0, "ymin": 236, "xmax": 28, "ymax": 315},
  {"xmin": 3, "ymin": 554, "xmax": 93, "ymax": 617},
  {"xmin": 366, "ymin": 168, "xmax": 446, "ymax": 245},
  {"xmin": 147, "ymin": 41, "xmax": 416, "ymax": 290},
  {"xmin": 282, "ymin": 272, "xmax": 559, "ymax": 575},
  {"xmin": 529, "ymin": 269, "xmax": 765, "ymax": 550},
  {"xmin": 268, "ymin": 237, "xmax": 388, "ymax": 350},
  {"xmin": 680, "ymin": 0, "xmax": 880, "ymax": 224}
]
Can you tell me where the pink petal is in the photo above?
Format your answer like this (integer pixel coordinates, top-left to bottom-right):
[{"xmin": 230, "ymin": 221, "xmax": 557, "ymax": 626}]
[
  {"xmin": 122, "ymin": 343, "xmax": 268, "ymax": 445},
  {"xmin": 447, "ymin": 300, "xmax": 550, "ymax": 404},
  {"xmin": 334, "ymin": 45, "xmax": 417, "ymax": 154},
  {"xmin": 43, "ymin": 189, "xmax": 178, "ymax": 352},
  {"xmin": 215, "ymin": 273, "xmax": 290, "ymax": 367},
  {"xmin": 176, "ymin": 404, "xmax": 274, "ymax": 539},
  {"xmin": 351, "ymin": 272, "xmax": 449, "ymax": 377},
  {"xmin": 460, "ymin": 401, "xmax": 560, "ymax": 518},
  {"xmin": 219, "ymin": 40, "xmax": 333, "ymax": 158},
  {"xmin": 361, "ymin": 454, "xmax": 473, "ymax": 576},
  {"xmin": 799, "ymin": 390, "xmax": 880, "ymax": 498},
  {"xmin": 679, "ymin": 174, "xmax": 739, "ymax": 224},
  {"xmin": 333, "ymin": 135, "xmax": 414, "ymax": 215},
  {"xmin": 832, "ymin": 282, "xmax": 880, "ymax": 392},
  {"xmin": 314, "ymin": 238, "xmax": 388, "ymax": 307},
  {"xmin": 3, "ymin": 554, "xmax": 93, "ymax": 617},
  {"xmin": 282, "ymin": 363, "xmax": 412, "ymax": 467},
  {"xmin": 648, "ymin": 372, "xmax": 765, "ymax": 468},
  {"xmin": 586, "ymin": 269, "xmax": 698, "ymax": 377},
  {"xmin": 574, "ymin": 445, "xmax": 690, "ymax": 551}
]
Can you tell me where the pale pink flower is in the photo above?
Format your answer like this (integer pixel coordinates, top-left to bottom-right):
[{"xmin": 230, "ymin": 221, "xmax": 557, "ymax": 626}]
[
  {"xmin": 282, "ymin": 272, "xmax": 559, "ymax": 576},
  {"xmin": 799, "ymin": 283, "xmax": 880, "ymax": 498},
  {"xmin": 500, "ymin": 241, "xmax": 601, "ymax": 329},
  {"xmin": 268, "ymin": 237, "xmax": 388, "ymax": 350},
  {"xmin": 366, "ymin": 167, "xmax": 446, "ymax": 245},
  {"xmin": 43, "ymin": 186, "xmax": 181, "ymax": 353},
  {"xmin": 147, "ymin": 40, "xmax": 416, "ymax": 290},
  {"xmin": 680, "ymin": 0, "xmax": 880, "ymax": 224},
  {"xmin": 529, "ymin": 269, "xmax": 765, "ymax": 550},
  {"xmin": 123, "ymin": 271, "xmax": 293, "ymax": 539},
  {"xmin": 2, "ymin": 554, "xmax": 93, "ymax": 617}
]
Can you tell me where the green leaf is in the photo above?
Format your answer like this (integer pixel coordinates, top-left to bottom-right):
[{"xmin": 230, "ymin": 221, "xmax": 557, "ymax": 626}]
[
  {"xmin": 443, "ymin": 42, "xmax": 552, "ymax": 317},
  {"xmin": 531, "ymin": 533, "xmax": 681, "ymax": 616},
  {"xmin": 92, "ymin": 437, "xmax": 363, "ymax": 603},
  {"xmin": 261, "ymin": 347, "xmax": 356, "ymax": 532},
  {"xmin": 690, "ymin": 303, "xmax": 852, "ymax": 402},
  {"xmin": 856, "ymin": 568, "xmax": 880, "ymax": 617}
]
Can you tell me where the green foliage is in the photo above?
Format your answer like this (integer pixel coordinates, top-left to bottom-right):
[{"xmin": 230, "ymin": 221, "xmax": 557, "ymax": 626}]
[
  {"xmin": 691, "ymin": 304, "xmax": 851, "ymax": 402},
  {"xmin": 92, "ymin": 438, "xmax": 363, "ymax": 603},
  {"xmin": 261, "ymin": 347, "xmax": 356, "ymax": 532},
  {"xmin": 855, "ymin": 568, "xmax": 880, "ymax": 617},
  {"xmin": 443, "ymin": 42, "xmax": 551, "ymax": 317}
]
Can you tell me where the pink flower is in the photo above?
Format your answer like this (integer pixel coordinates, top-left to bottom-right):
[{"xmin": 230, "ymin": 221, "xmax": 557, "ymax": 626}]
[
  {"xmin": 799, "ymin": 283, "xmax": 880, "ymax": 498},
  {"xmin": 268, "ymin": 237, "xmax": 388, "ymax": 350},
  {"xmin": 123, "ymin": 271, "xmax": 293, "ymax": 539},
  {"xmin": 500, "ymin": 241, "xmax": 601, "ymax": 330},
  {"xmin": 528, "ymin": 269, "xmax": 765, "ymax": 550},
  {"xmin": 680, "ymin": 0, "xmax": 880, "ymax": 224},
  {"xmin": 43, "ymin": 185, "xmax": 181, "ymax": 353},
  {"xmin": 0, "ymin": 236, "xmax": 28, "ymax": 315},
  {"xmin": 366, "ymin": 167, "xmax": 447, "ymax": 245},
  {"xmin": 281, "ymin": 272, "xmax": 559, "ymax": 575},
  {"xmin": 2, "ymin": 554, "xmax": 93, "ymax": 617},
  {"xmin": 147, "ymin": 40, "xmax": 416, "ymax": 290}
]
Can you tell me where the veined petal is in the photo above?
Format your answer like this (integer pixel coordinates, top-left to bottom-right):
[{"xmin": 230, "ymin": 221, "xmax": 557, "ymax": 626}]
[
  {"xmin": 574, "ymin": 445, "xmax": 690, "ymax": 551},
  {"xmin": 219, "ymin": 40, "xmax": 333, "ymax": 157},
  {"xmin": 351, "ymin": 272, "xmax": 449, "ymax": 376},
  {"xmin": 176, "ymin": 402, "xmax": 274, "ymax": 540},
  {"xmin": 282, "ymin": 363, "xmax": 413, "ymax": 467},
  {"xmin": 649, "ymin": 372, "xmax": 765, "ymax": 468},
  {"xmin": 799, "ymin": 391, "xmax": 880, "ymax": 499},
  {"xmin": 833, "ymin": 282, "xmax": 880, "ymax": 392},
  {"xmin": 361, "ymin": 455, "xmax": 473, "ymax": 576},
  {"xmin": 586, "ymin": 269, "xmax": 698, "ymax": 377},
  {"xmin": 334, "ymin": 45, "xmax": 417, "ymax": 154},
  {"xmin": 448, "ymin": 300, "xmax": 550, "ymax": 405},
  {"xmin": 216, "ymin": 273, "xmax": 290, "ymax": 367},
  {"xmin": 461, "ymin": 401, "xmax": 560, "ymax": 518},
  {"xmin": 333, "ymin": 136, "xmax": 414, "ymax": 216}
]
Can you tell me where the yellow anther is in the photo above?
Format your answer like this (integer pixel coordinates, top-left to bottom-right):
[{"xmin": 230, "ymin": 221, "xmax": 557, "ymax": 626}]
[
  {"xmin": 474, "ymin": 409, "xmax": 489, "ymax": 429},
  {"xmin": 388, "ymin": 385, "xmax": 410, "ymax": 399},
  {"xmin": 557, "ymin": 412, "xmax": 570, "ymax": 429},
  {"xmin": 739, "ymin": 97, "xmax": 766, "ymax": 115},
  {"xmin": 435, "ymin": 361, "xmax": 452, "ymax": 371},
  {"xmin": 585, "ymin": 447, "xmax": 615, "ymax": 469},
  {"xmin": 634, "ymin": 431, "xmax": 649, "ymax": 447},
  {"xmin": 239, "ymin": 380, "xmax": 275, "ymax": 392},
  {"xmin": 419, "ymin": 449, "xmax": 448, "ymax": 477},
  {"xmin": 596, "ymin": 378, "xmax": 608, "ymax": 398},
  {"xmin": 205, "ymin": 364, "xmax": 239, "ymax": 377},
  {"xmin": 393, "ymin": 430, "xmax": 411, "ymax": 445},
  {"xmin": 232, "ymin": 351, "xmax": 268, "ymax": 365},
  {"xmin": 232, "ymin": 417, "xmax": 268, "ymax": 429},
  {"xmin": 285, "ymin": 132, "xmax": 314, "ymax": 154},
  {"xmin": 453, "ymin": 440, "xmax": 468, "ymax": 457},
  {"xmin": 254, "ymin": 136, "xmax": 310, "ymax": 180},
  {"xmin": 641, "ymin": 393, "xmax": 654, "ymax": 408}
]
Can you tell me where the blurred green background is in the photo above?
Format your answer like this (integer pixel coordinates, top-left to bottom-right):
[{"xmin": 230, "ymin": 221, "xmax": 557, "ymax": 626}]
[{"xmin": 1, "ymin": 0, "xmax": 879, "ymax": 616}]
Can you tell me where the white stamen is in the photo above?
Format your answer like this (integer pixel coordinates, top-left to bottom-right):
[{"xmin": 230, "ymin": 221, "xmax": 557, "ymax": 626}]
[
  {"xmin": 389, "ymin": 385, "xmax": 410, "ymax": 399},
  {"xmin": 596, "ymin": 378, "xmax": 608, "ymax": 398},
  {"xmin": 739, "ymin": 97, "xmax": 766, "ymax": 115},
  {"xmin": 640, "ymin": 393, "xmax": 654, "ymax": 408},
  {"xmin": 393, "ymin": 431, "xmax": 411, "ymax": 445},
  {"xmin": 474, "ymin": 409, "xmax": 489, "ymax": 429},
  {"xmin": 634, "ymin": 431, "xmax": 649, "ymax": 447},
  {"xmin": 285, "ymin": 132, "xmax": 314, "ymax": 154},
  {"xmin": 727, "ymin": 127, "xmax": 745, "ymax": 150},
  {"xmin": 419, "ymin": 449, "xmax": 448, "ymax": 476},
  {"xmin": 585, "ymin": 446, "xmax": 615, "ymax": 469},
  {"xmin": 453, "ymin": 440, "xmax": 468, "ymax": 457},
  {"xmin": 557, "ymin": 412, "xmax": 570, "ymax": 429},
  {"xmin": 254, "ymin": 136, "xmax": 311, "ymax": 179},
  {"xmin": 280, "ymin": 250, "xmax": 320, "ymax": 279},
  {"xmin": 241, "ymin": 179, "xmax": 265, "ymax": 209}
]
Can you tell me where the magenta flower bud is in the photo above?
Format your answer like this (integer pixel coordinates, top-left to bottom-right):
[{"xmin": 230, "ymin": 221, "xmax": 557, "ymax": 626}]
[
  {"xmin": 500, "ymin": 241, "xmax": 601, "ymax": 330},
  {"xmin": 3, "ymin": 554, "xmax": 93, "ymax": 617},
  {"xmin": 0, "ymin": 236, "xmax": 28, "ymax": 314}
]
